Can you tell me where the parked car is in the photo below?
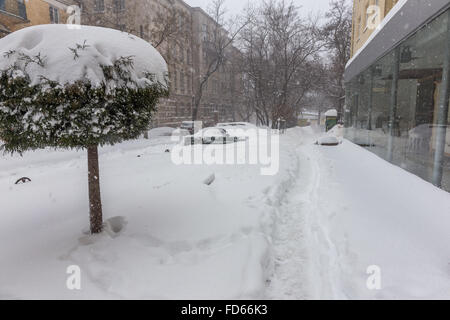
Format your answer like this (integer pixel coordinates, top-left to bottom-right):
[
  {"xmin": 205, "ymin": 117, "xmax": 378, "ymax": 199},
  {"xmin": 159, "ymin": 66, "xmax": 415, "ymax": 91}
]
[
  {"xmin": 185, "ymin": 127, "xmax": 241, "ymax": 145},
  {"xmin": 216, "ymin": 122, "xmax": 256, "ymax": 128},
  {"xmin": 216, "ymin": 122, "xmax": 257, "ymax": 139},
  {"xmin": 180, "ymin": 121, "xmax": 202, "ymax": 134}
]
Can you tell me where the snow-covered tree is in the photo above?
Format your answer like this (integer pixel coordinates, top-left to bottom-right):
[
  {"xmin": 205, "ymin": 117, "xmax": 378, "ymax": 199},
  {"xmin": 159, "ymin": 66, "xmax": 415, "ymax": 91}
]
[
  {"xmin": 0, "ymin": 25, "xmax": 168, "ymax": 234},
  {"xmin": 321, "ymin": 0, "xmax": 352, "ymax": 119}
]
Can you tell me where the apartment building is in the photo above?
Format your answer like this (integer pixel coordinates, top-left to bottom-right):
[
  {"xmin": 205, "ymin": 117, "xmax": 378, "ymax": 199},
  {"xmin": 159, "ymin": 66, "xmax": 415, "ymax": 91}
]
[
  {"xmin": 1, "ymin": 0, "xmax": 244, "ymax": 127},
  {"xmin": 0, "ymin": 0, "xmax": 28, "ymax": 36},
  {"xmin": 190, "ymin": 6, "xmax": 243, "ymax": 125},
  {"xmin": 77, "ymin": 0, "xmax": 244, "ymax": 127},
  {"xmin": 345, "ymin": 0, "xmax": 450, "ymax": 191},
  {"xmin": 350, "ymin": 0, "xmax": 399, "ymax": 56},
  {"xmin": 0, "ymin": 0, "xmax": 72, "ymax": 37}
]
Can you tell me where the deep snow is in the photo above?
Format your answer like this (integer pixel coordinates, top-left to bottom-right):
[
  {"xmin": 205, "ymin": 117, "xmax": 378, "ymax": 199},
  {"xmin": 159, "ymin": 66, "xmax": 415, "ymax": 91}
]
[
  {"xmin": 0, "ymin": 127, "xmax": 449, "ymax": 299},
  {"xmin": 0, "ymin": 25, "xmax": 168, "ymax": 88}
]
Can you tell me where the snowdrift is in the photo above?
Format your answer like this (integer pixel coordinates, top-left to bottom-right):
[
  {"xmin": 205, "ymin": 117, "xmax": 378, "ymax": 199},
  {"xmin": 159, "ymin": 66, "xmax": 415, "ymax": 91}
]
[{"xmin": 0, "ymin": 25, "xmax": 168, "ymax": 88}]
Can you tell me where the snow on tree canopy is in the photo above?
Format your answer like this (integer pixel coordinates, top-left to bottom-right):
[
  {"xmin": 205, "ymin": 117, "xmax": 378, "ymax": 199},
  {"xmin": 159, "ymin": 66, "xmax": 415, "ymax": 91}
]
[
  {"xmin": 0, "ymin": 24, "xmax": 168, "ymax": 89},
  {"xmin": 0, "ymin": 25, "xmax": 169, "ymax": 153}
]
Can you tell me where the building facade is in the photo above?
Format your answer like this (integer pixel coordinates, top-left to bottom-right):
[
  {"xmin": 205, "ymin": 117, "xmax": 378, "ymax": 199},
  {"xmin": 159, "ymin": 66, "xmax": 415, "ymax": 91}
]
[
  {"xmin": 76, "ymin": 0, "xmax": 244, "ymax": 127},
  {"xmin": 350, "ymin": 0, "xmax": 400, "ymax": 56},
  {"xmin": 1, "ymin": 0, "xmax": 244, "ymax": 127},
  {"xmin": 0, "ymin": 0, "xmax": 28, "ymax": 36},
  {"xmin": 190, "ymin": 7, "xmax": 243, "ymax": 125},
  {"xmin": 0, "ymin": 0, "xmax": 72, "ymax": 37},
  {"xmin": 345, "ymin": 0, "xmax": 450, "ymax": 192}
]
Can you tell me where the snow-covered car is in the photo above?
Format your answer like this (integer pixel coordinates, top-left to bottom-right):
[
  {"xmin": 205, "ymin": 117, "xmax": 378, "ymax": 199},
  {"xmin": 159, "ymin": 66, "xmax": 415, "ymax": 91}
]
[
  {"xmin": 215, "ymin": 122, "xmax": 257, "ymax": 139},
  {"xmin": 185, "ymin": 127, "xmax": 241, "ymax": 145},
  {"xmin": 180, "ymin": 121, "xmax": 202, "ymax": 134},
  {"xmin": 216, "ymin": 122, "xmax": 256, "ymax": 129}
]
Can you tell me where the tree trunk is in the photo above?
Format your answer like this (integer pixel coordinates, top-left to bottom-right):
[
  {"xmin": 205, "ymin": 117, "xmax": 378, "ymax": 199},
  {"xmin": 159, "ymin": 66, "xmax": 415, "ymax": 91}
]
[
  {"xmin": 192, "ymin": 96, "xmax": 200, "ymax": 121},
  {"xmin": 87, "ymin": 145, "xmax": 103, "ymax": 234}
]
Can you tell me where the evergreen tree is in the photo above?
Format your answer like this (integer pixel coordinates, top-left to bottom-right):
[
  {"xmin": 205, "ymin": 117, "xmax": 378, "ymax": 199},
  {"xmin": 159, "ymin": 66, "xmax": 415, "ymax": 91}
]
[{"xmin": 0, "ymin": 26, "xmax": 169, "ymax": 234}]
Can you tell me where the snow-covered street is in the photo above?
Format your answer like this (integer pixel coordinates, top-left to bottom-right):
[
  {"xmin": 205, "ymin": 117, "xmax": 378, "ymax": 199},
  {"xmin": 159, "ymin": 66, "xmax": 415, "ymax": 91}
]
[{"xmin": 1, "ymin": 127, "xmax": 449, "ymax": 300}]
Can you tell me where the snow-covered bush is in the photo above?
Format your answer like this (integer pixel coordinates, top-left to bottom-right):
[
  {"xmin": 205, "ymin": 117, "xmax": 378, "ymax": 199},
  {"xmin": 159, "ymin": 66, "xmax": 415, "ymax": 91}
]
[{"xmin": 0, "ymin": 25, "xmax": 169, "ymax": 233}]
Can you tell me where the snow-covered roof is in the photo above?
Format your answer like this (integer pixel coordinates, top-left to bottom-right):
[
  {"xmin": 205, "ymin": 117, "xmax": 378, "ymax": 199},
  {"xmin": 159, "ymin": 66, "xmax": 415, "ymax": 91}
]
[
  {"xmin": 324, "ymin": 109, "xmax": 338, "ymax": 117},
  {"xmin": 0, "ymin": 24, "xmax": 168, "ymax": 89}
]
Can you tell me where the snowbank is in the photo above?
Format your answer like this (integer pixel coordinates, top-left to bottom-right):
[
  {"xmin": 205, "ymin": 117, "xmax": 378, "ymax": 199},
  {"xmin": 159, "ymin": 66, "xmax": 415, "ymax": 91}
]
[
  {"xmin": 316, "ymin": 136, "xmax": 340, "ymax": 146},
  {"xmin": 315, "ymin": 124, "xmax": 344, "ymax": 146},
  {"xmin": 0, "ymin": 135, "xmax": 282, "ymax": 299},
  {"xmin": 308, "ymin": 140, "xmax": 450, "ymax": 299},
  {"xmin": 147, "ymin": 127, "xmax": 176, "ymax": 137},
  {"xmin": 327, "ymin": 124, "xmax": 345, "ymax": 139},
  {"xmin": 0, "ymin": 25, "xmax": 168, "ymax": 88},
  {"xmin": 1, "ymin": 125, "xmax": 449, "ymax": 299}
]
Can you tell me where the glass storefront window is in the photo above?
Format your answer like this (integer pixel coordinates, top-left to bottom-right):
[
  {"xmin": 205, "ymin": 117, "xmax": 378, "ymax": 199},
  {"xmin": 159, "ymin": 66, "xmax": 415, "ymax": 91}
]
[{"xmin": 345, "ymin": 8, "xmax": 450, "ymax": 192}]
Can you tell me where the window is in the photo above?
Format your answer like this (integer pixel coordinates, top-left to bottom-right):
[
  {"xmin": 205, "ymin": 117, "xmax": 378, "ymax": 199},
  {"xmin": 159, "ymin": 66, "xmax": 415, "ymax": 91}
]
[
  {"xmin": 202, "ymin": 24, "xmax": 208, "ymax": 42},
  {"xmin": 187, "ymin": 49, "xmax": 191, "ymax": 65},
  {"xmin": 187, "ymin": 73, "xmax": 191, "ymax": 94},
  {"xmin": 173, "ymin": 71, "xmax": 178, "ymax": 93},
  {"xmin": 49, "ymin": 6, "xmax": 59, "ymax": 24},
  {"xmin": 94, "ymin": 0, "xmax": 105, "ymax": 12},
  {"xmin": 114, "ymin": 0, "xmax": 125, "ymax": 12},
  {"xmin": 180, "ymin": 72, "xmax": 185, "ymax": 94},
  {"xmin": 178, "ymin": 15, "xmax": 184, "ymax": 28},
  {"xmin": 179, "ymin": 45, "xmax": 184, "ymax": 62}
]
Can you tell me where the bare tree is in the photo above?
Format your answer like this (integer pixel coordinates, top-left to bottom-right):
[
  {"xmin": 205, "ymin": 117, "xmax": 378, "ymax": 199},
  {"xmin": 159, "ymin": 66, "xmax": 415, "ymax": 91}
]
[
  {"xmin": 241, "ymin": 0, "xmax": 323, "ymax": 127},
  {"xmin": 76, "ymin": 0, "xmax": 192, "ymax": 137},
  {"xmin": 321, "ymin": 0, "xmax": 352, "ymax": 120},
  {"xmin": 75, "ymin": 0, "xmax": 190, "ymax": 49},
  {"xmin": 191, "ymin": 0, "xmax": 248, "ymax": 121},
  {"xmin": 150, "ymin": 4, "xmax": 191, "ymax": 49},
  {"xmin": 74, "ymin": 0, "xmax": 134, "ymax": 31}
]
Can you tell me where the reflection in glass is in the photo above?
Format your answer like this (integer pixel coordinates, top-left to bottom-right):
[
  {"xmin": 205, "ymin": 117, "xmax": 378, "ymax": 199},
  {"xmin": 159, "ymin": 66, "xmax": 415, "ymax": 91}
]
[{"xmin": 345, "ymin": 9, "xmax": 450, "ymax": 192}]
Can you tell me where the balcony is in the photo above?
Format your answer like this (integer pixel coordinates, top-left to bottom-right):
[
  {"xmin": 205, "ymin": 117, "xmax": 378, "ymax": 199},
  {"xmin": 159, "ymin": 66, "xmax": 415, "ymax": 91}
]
[{"xmin": 0, "ymin": 0, "xmax": 28, "ymax": 25}]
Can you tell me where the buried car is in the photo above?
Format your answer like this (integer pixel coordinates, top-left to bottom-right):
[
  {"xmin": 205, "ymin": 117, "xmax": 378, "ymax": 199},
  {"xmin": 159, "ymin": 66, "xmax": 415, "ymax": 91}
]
[
  {"xmin": 215, "ymin": 122, "xmax": 257, "ymax": 139},
  {"xmin": 180, "ymin": 121, "xmax": 203, "ymax": 134},
  {"xmin": 185, "ymin": 127, "xmax": 243, "ymax": 145}
]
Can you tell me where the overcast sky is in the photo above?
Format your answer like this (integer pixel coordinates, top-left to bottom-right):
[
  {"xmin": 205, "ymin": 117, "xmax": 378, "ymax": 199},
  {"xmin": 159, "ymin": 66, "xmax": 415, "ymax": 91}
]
[{"xmin": 185, "ymin": 0, "xmax": 334, "ymax": 18}]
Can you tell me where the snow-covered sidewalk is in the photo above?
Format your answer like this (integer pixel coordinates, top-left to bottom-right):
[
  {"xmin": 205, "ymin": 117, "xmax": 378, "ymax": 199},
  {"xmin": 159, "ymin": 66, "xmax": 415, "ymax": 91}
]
[
  {"xmin": 267, "ymin": 128, "xmax": 450, "ymax": 299},
  {"xmin": 1, "ymin": 127, "xmax": 449, "ymax": 299}
]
